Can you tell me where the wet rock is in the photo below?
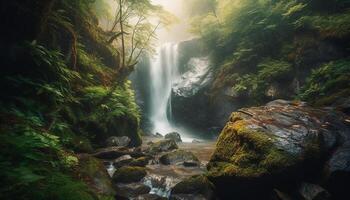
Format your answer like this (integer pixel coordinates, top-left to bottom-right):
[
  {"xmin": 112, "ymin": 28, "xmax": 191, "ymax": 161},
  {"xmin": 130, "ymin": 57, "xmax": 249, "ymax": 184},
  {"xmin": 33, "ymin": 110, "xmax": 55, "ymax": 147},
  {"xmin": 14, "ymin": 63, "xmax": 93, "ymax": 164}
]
[
  {"xmin": 207, "ymin": 100, "xmax": 350, "ymax": 199},
  {"xmin": 170, "ymin": 175, "xmax": 214, "ymax": 200},
  {"xmin": 183, "ymin": 160, "xmax": 199, "ymax": 167},
  {"xmin": 147, "ymin": 139, "xmax": 178, "ymax": 154},
  {"xmin": 165, "ymin": 132, "xmax": 182, "ymax": 143},
  {"xmin": 77, "ymin": 154, "xmax": 116, "ymax": 196},
  {"xmin": 299, "ymin": 183, "xmax": 330, "ymax": 200},
  {"xmin": 136, "ymin": 194, "xmax": 168, "ymax": 200},
  {"xmin": 114, "ymin": 182, "xmax": 150, "ymax": 198},
  {"xmin": 129, "ymin": 156, "xmax": 150, "ymax": 167},
  {"xmin": 159, "ymin": 149, "xmax": 199, "ymax": 165},
  {"xmin": 92, "ymin": 146, "xmax": 145, "ymax": 159},
  {"xmin": 192, "ymin": 139, "xmax": 201, "ymax": 143},
  {"xmin": 112, "ymin": 166, "xmax": 147, "ymax": 183},
  {"xmin": 106, "ymin": 136, "xmax": 131, "ymax": 147},
  {"xmin": 113, "ymin": 155, "xmax": 133, "ymax": 168}
]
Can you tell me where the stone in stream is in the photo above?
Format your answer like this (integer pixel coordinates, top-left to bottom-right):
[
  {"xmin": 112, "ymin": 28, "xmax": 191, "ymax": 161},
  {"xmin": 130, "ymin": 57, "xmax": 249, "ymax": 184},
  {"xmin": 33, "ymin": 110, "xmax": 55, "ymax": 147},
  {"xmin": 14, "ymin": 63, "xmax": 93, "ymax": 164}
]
[
  {"xmin": 207, "ymin": 99, "xmax": 350, "ymax": 199},
  {"xmin": 113, "ymin": 155, "xmax": 150, "ymax": 168},
  {"xmin": 129, "ymin": 156, "xmax": 151, "ymax": 167},
  {"xmin": 114, "ymin": 182, "xmax": 151, "ymax": 198},
  {"xmin": 159, "ymin": 149, "xmax": 199, "ymax": 166},
  {"xmin": 106, "ymin": 136, "xmax": 131, "ymax": 147},
  {"xmin": 112, "ymin": 166, "xmax": 147, "ymax": 183},
  {"xmin": 164, "ymin": 132, "xmax": 182, "ymax": 143},
  {"xmin": 299, "ymin": 182, "xmax": 331, "ymax": 200},
  {"xmin": 113, "ymin": 155, "xmax": 133, "ymax": 168},
  {"xmin": 170, "ymin": 175, "xmax": 215, "ymax": 200},
  {"xmin": 92, "ymin": 146, "xmax": 145, "ymax": 160},
  {"xmin": 146, "ymin": 139, "xmax": 178, "ymax": 154}
]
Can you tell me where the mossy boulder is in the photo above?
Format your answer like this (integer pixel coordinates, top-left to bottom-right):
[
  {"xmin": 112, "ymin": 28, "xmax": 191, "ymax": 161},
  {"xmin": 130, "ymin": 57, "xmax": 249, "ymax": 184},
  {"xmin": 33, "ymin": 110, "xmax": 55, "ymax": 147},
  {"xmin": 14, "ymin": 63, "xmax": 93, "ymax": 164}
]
[
  {"xmin": 159, "ymin": 150, "xmax": 199, "ymax": 165},
  {"xmin": 112, "ymin": 166, "xmax": 147, "ymax": 183},
  {"xmin": 147, "ymin": 139, "xmax": 178, "ymax": 154},
  {"xmin": 207, "ymin": 100, "xmax": 350, "ymax": 199},
  {"xmin": 170, "ymin": 175, "xmax": 215, "ymax": 200}
]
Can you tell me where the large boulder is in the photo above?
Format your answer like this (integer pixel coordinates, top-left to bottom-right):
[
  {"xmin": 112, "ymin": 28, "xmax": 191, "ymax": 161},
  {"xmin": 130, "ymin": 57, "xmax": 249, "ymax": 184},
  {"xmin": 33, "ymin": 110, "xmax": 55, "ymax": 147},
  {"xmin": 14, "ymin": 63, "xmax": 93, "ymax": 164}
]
[
  {"xmin": 159, "ymin": 150, "xmax": 199, "ymax": 166},
  {"xmin": 106, "ymin": 136, "xmax": 131, "ymax": 147},
  {"xmin": 112, "ymin": 166, "xmax": 147, "ymax": 183},
  {"xmin": 207, "ymin": 100, "xmax": 350, "ymax": 199},
  {"xmin": 164, "ymin": 132, "xmax": 182, "ymax": 143},
  {"xmin": 147, "ymin": 139, "xmax": 178, "ymax": 154}
]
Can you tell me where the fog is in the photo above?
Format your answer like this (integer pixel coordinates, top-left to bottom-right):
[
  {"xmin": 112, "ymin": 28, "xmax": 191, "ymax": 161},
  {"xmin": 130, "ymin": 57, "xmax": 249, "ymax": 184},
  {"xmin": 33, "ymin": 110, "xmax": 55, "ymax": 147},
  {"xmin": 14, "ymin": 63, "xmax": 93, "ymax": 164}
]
[{"xmin": 152, "ymin": 0, "xmax": 194, "ymax": 44}]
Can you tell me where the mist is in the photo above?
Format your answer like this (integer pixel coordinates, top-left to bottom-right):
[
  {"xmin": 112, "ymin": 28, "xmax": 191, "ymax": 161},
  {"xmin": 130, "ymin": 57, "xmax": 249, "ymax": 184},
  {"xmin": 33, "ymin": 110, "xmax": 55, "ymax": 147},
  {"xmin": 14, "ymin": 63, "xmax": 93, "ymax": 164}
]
[{"xmin": 152, "ymin": 0, "xmax": 194, "ymax": 44}]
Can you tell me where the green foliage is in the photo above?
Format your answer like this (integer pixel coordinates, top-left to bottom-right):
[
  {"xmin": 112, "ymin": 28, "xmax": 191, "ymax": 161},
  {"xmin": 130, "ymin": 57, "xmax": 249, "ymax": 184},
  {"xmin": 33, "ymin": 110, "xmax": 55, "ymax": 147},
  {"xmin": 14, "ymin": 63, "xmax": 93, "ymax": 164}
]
[
  {"xmin": 294, "ymin": 10, "xmax": 350, "ymax": 38},
  {"xmin": 190, "ymin": 0, "xmax": 350, "ymax": 104},
  {"xmin": 83, "ymin": 81, "xmax": 140, "ymax": 122},
  {"xmin": 232, "ymin": 59, "xmax": 292, "ymax": 99},
  {"xmin": 0, "ymin": 108, "xmax": 94, "ymax": 200},
  {"xmin": 1, "ymin": 0, "xmax": 143, "ymax": 198},
  {"xmin": 299, "ymin": 60, "xmax": 350, "ymax": 105}
]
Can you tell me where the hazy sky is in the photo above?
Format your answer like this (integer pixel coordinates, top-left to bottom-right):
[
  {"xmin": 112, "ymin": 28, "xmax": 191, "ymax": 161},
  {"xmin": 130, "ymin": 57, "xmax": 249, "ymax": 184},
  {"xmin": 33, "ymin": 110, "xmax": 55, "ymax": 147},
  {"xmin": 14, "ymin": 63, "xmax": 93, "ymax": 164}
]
[{"xmin": 151, "ymin": 0, "xmax": 194, "ymax": 44}]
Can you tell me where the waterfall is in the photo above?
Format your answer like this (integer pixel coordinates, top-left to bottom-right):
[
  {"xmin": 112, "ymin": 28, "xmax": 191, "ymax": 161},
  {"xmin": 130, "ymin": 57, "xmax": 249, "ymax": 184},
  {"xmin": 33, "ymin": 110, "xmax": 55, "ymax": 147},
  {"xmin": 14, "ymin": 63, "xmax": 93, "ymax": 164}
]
[{"xmin": 149, "ymin": 43, "xmax": 180, "ymax": 136}]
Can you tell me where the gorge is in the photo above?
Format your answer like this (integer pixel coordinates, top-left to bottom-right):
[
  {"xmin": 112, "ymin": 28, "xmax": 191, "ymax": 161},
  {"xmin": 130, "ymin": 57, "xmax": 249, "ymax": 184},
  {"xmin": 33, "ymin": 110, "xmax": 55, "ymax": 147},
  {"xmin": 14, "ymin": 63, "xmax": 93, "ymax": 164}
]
[{"xmin": 1, "ymin": 0, "xmax": 350, "ymax": 200}]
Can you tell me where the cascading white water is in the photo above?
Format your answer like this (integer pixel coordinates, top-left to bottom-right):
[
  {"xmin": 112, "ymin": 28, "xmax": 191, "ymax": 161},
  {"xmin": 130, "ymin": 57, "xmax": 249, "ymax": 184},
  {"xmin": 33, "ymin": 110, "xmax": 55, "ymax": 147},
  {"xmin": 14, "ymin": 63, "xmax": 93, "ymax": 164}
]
[{"xmin": 149, "ymin": 43, "xmax": 180, "ymax": 136}]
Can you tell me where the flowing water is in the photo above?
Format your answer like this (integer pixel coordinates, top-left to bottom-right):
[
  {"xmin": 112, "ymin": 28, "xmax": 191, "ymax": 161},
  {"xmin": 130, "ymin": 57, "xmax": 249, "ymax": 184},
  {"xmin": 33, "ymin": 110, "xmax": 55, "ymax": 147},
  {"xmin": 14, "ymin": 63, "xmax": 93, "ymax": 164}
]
[
  {"xmin": 148, "ymin": 43, "xmax": 195, "ymax": 142},
  {"xmin": 149, "ymin": 43, "xmax": 179, "ymax": 135}
]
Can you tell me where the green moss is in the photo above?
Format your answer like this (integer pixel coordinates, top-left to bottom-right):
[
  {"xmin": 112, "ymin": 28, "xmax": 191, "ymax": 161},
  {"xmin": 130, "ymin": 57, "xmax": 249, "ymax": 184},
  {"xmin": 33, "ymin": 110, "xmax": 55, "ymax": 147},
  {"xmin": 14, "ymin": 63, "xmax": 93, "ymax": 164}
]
[
  {"xmin": 209, "ymin": 118, "xmax": 296, "ymax": 178},
  {"xmin": 147, "ymin": 139, "xmax": 178, "ymax": 154},
  {"xmin": 129, "ymin": 157, "xmax": 149, "ymax": 167},
  {"xmin": 112, "ymin": 166, "xmax": 147, "ymax": 183}
]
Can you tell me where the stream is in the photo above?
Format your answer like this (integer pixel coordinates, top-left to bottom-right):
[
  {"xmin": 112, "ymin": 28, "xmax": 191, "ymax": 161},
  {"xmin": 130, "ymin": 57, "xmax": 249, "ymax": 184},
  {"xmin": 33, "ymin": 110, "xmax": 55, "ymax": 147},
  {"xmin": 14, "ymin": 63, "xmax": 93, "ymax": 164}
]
[{"xmin": 106, "ymin": 137, "xmax": 216, "ymax": 198}]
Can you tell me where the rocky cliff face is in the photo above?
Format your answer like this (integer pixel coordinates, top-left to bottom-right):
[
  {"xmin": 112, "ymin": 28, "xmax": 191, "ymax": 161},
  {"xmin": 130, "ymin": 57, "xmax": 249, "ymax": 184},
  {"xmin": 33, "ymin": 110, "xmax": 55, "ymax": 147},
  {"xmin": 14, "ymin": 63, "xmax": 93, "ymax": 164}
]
[
  {"xmin": 207, "ymin": 100, "xmax": 350, "ymax": 199},
  {"xmin": 171, "ymin": 39, "xmax": 238, "ymax": 137}
]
